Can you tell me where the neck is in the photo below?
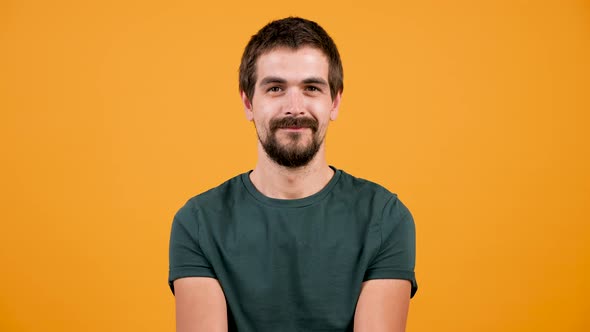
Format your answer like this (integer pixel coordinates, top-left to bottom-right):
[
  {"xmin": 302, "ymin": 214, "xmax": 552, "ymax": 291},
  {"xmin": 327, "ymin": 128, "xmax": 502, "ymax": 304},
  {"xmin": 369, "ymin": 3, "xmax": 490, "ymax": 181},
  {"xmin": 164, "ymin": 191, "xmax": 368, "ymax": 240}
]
[{"xmin": 249, "ymin": 143, "xmax": 334, "ymax": 199}]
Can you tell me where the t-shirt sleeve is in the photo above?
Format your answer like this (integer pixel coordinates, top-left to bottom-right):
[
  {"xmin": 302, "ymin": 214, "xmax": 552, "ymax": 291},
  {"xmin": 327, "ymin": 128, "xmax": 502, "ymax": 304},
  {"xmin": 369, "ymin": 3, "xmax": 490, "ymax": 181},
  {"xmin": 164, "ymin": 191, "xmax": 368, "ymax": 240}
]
[
  {"xmin": 168, "ymin": 199, "xmax": 216, "ymax": 295},
  {"xmin": 364, "ymin": 195, "xmax": 418, "ymax": 298}
]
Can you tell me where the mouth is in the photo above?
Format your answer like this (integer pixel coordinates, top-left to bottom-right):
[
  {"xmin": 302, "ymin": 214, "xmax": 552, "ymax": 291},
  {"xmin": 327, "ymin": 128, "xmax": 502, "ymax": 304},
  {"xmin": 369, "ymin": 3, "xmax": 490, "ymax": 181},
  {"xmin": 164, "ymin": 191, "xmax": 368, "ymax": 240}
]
[{"xmin": 279, "ymin": 126, "xmax": 309, "ymax": 131}]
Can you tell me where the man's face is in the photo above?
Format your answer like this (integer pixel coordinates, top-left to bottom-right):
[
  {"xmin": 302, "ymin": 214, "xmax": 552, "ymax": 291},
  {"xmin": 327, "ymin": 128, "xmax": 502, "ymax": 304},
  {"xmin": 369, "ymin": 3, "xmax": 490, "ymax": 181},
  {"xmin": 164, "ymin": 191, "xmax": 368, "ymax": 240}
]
[{"xmin": 242, "ymin": 46, "xmax": 341, "ymax": 168}]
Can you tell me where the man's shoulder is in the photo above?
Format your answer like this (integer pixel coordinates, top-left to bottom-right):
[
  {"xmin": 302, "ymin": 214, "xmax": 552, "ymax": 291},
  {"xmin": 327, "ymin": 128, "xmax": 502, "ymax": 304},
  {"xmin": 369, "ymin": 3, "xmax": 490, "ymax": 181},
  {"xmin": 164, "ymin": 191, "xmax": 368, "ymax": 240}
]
[
  {"xmin": 336, "ymin": 168, "xmax": 398, "ymax": 201},
  {"xmin": 182, "ymin": 172, "xmax": 247, "ymax": 212}
]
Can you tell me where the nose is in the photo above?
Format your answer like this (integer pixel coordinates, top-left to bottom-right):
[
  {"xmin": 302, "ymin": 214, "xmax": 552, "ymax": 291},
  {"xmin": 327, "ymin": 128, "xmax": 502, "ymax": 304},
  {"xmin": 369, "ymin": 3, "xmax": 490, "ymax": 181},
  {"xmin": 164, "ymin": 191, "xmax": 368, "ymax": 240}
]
[{"xmin": 284, "ymin": 90, "xmax": 305, "ymax": 116}]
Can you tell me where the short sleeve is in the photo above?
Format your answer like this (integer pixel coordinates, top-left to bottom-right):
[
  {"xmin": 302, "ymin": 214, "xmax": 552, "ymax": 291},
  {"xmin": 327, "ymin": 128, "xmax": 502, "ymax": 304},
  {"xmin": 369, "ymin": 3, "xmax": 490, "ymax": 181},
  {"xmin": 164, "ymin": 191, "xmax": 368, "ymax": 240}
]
[
  {"xmin": 168, "ymin": 200, "xmax": 216, "ymax": 295},
  {"xmin": 364, "ymin": 195, "xmax": 418, "ymax": 298}
]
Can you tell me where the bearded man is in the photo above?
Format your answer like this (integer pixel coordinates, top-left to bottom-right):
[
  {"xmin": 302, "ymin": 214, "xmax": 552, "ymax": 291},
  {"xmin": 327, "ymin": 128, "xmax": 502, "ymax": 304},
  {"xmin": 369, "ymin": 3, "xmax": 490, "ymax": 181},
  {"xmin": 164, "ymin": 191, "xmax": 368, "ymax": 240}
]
[{"xmin": 168, "ymin": 17, "xmax": 418, "ymax": 332}]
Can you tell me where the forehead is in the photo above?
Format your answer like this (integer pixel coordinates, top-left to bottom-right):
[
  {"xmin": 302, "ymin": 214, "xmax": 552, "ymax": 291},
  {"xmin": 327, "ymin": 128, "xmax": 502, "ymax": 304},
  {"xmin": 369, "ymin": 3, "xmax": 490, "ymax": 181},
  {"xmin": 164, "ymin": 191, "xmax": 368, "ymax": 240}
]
[{"xmin": 255, "ymin": 47, "xmax": 329, "ymax": 83}]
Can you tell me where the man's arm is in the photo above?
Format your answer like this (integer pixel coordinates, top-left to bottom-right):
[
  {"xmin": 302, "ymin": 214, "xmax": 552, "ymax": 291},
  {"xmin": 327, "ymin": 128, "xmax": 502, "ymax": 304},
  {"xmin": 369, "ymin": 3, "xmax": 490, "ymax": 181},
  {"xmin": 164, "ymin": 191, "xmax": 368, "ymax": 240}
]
[
  {"xmin": 354, "ymin": 279, "xmax": 412, "ymax": 332},
  {"xmin": 174, "ymin": 277, "xmax": 228, "ymax": 332}
]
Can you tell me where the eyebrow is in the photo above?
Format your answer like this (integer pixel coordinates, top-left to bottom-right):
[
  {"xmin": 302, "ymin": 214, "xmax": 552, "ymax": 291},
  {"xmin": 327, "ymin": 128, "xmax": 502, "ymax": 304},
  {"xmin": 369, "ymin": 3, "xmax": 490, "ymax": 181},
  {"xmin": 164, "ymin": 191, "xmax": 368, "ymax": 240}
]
[
  {"xmin": 302, "ymin": 77, "xmax": 328, "ymax": 86},
  {"xmin": 259, "ymin": 76, "xmax": 287, "ymax": 86},
  {"xmin": 258, "ymin": 76, "xmax": 329, "ymax": 86}
]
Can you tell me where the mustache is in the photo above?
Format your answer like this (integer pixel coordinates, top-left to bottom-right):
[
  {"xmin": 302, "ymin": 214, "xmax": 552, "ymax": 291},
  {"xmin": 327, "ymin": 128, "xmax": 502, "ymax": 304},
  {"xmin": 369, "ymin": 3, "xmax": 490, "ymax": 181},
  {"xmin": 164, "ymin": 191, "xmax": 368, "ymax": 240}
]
[{"xmin": 269, "ymin": 116, "xmax": 319, "ymax": 132}]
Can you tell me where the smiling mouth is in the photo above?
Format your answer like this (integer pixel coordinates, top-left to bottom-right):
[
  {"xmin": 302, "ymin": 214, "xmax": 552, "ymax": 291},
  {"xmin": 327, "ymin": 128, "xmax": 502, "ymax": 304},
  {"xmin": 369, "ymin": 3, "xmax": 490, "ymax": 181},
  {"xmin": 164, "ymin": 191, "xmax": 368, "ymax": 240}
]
[{"xmin": 280, "ymin": 126, "xmax": 309, "ymax": 130}]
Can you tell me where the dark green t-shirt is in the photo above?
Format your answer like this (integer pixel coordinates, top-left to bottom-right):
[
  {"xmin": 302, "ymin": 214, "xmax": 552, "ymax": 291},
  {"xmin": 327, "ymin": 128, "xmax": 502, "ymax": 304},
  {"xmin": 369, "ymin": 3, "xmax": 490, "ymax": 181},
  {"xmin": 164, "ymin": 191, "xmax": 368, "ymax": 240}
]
[{"xmin": 168, "ymin": 166, "xmax": 417, "ymax": 331}]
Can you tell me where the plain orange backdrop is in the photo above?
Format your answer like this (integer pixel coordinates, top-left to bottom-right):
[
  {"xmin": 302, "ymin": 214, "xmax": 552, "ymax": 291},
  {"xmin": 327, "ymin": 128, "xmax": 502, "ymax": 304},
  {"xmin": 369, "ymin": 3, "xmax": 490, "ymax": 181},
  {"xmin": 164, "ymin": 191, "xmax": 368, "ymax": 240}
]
[{"xmin": 1, "ymin": 0, "xmax": 589, "ymax": 331}]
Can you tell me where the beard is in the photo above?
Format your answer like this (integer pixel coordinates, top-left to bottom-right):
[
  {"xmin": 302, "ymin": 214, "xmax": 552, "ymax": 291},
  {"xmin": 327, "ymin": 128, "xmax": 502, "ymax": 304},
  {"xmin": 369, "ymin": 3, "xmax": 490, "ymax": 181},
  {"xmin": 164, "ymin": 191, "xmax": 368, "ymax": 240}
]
[{"xmin": 257, "ymin": 116, "xmax": 323, "ymax": 168}]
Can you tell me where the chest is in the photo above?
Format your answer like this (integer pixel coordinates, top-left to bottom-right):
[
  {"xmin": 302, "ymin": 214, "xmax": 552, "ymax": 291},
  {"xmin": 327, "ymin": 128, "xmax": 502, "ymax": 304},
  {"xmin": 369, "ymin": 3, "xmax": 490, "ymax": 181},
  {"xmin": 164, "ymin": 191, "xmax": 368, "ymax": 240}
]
[
  {"xmin": 198, "ymin": 204, "xmax": 382, "ymax": 288},
  {"xmin": 204, "ymin": 204, "xmax": 378, "ymax": 260},
  {"xmin": 198, "ymin": 205, "xmax": 382, "ymax": 329}
]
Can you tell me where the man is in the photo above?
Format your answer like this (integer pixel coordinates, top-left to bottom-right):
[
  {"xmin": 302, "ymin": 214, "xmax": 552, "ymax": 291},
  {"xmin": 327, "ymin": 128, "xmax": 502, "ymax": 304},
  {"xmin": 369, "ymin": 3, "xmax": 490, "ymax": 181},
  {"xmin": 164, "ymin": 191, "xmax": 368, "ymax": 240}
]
[{"xmin": 168, "ymin": 17, "xmax": 417, "ymax": 332}]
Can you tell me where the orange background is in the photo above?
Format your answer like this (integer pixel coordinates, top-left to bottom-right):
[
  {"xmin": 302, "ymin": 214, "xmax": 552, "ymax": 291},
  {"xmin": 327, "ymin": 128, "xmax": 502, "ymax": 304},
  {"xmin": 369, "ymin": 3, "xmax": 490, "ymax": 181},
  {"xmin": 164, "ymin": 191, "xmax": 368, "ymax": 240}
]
[{"xmin": 1, "ymin": 0, "xmax": 589, "ymax": 331}]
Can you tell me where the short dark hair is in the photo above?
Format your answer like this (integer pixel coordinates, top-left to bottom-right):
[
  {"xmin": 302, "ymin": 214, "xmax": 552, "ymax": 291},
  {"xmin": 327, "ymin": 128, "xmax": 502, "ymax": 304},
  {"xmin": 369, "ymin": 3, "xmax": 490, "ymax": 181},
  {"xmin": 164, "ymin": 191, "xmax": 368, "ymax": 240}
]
[{"xmin": 239, "ymin": 17, "xmax": 343, "ymax": 102}]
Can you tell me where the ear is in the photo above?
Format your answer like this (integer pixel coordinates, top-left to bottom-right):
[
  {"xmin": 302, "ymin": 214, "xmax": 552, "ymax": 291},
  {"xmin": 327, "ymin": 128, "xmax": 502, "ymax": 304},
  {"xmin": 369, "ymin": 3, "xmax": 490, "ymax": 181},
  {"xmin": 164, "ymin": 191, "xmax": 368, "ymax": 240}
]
[
  {"xmin": 330, "ymin": 91, "xmax": 342, "ymax": 121},
  {"xmin": 241, "ymin": 91, "xmax": 254, "ymax": 121}
]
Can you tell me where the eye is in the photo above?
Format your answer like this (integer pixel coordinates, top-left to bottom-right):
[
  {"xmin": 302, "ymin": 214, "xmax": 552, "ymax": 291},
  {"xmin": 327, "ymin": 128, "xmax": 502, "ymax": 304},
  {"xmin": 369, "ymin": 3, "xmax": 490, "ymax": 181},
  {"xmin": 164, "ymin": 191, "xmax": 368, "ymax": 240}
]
[
  {"xmin": 267, "ymin": 86, "xmax": 282, "ymax": 92},
  {"xmin": 306, "ymin": 86, "xmax": 321, "ymax": 92}
]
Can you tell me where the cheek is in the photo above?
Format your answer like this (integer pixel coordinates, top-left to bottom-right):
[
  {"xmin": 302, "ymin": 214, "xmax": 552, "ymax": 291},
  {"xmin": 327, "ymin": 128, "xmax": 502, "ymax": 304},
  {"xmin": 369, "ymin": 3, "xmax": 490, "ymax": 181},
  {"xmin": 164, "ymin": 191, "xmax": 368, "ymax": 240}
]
[
  {"xmin": 308, "ymin": 98, "xmax": 333, "ymax": 114},
  {"xmin": 252, "ymin": 114, "xmax": 270, "ymax": 134},
  {"xmin": 251, "ymin": 102, "xmax": 274, "ymax": 122}
]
